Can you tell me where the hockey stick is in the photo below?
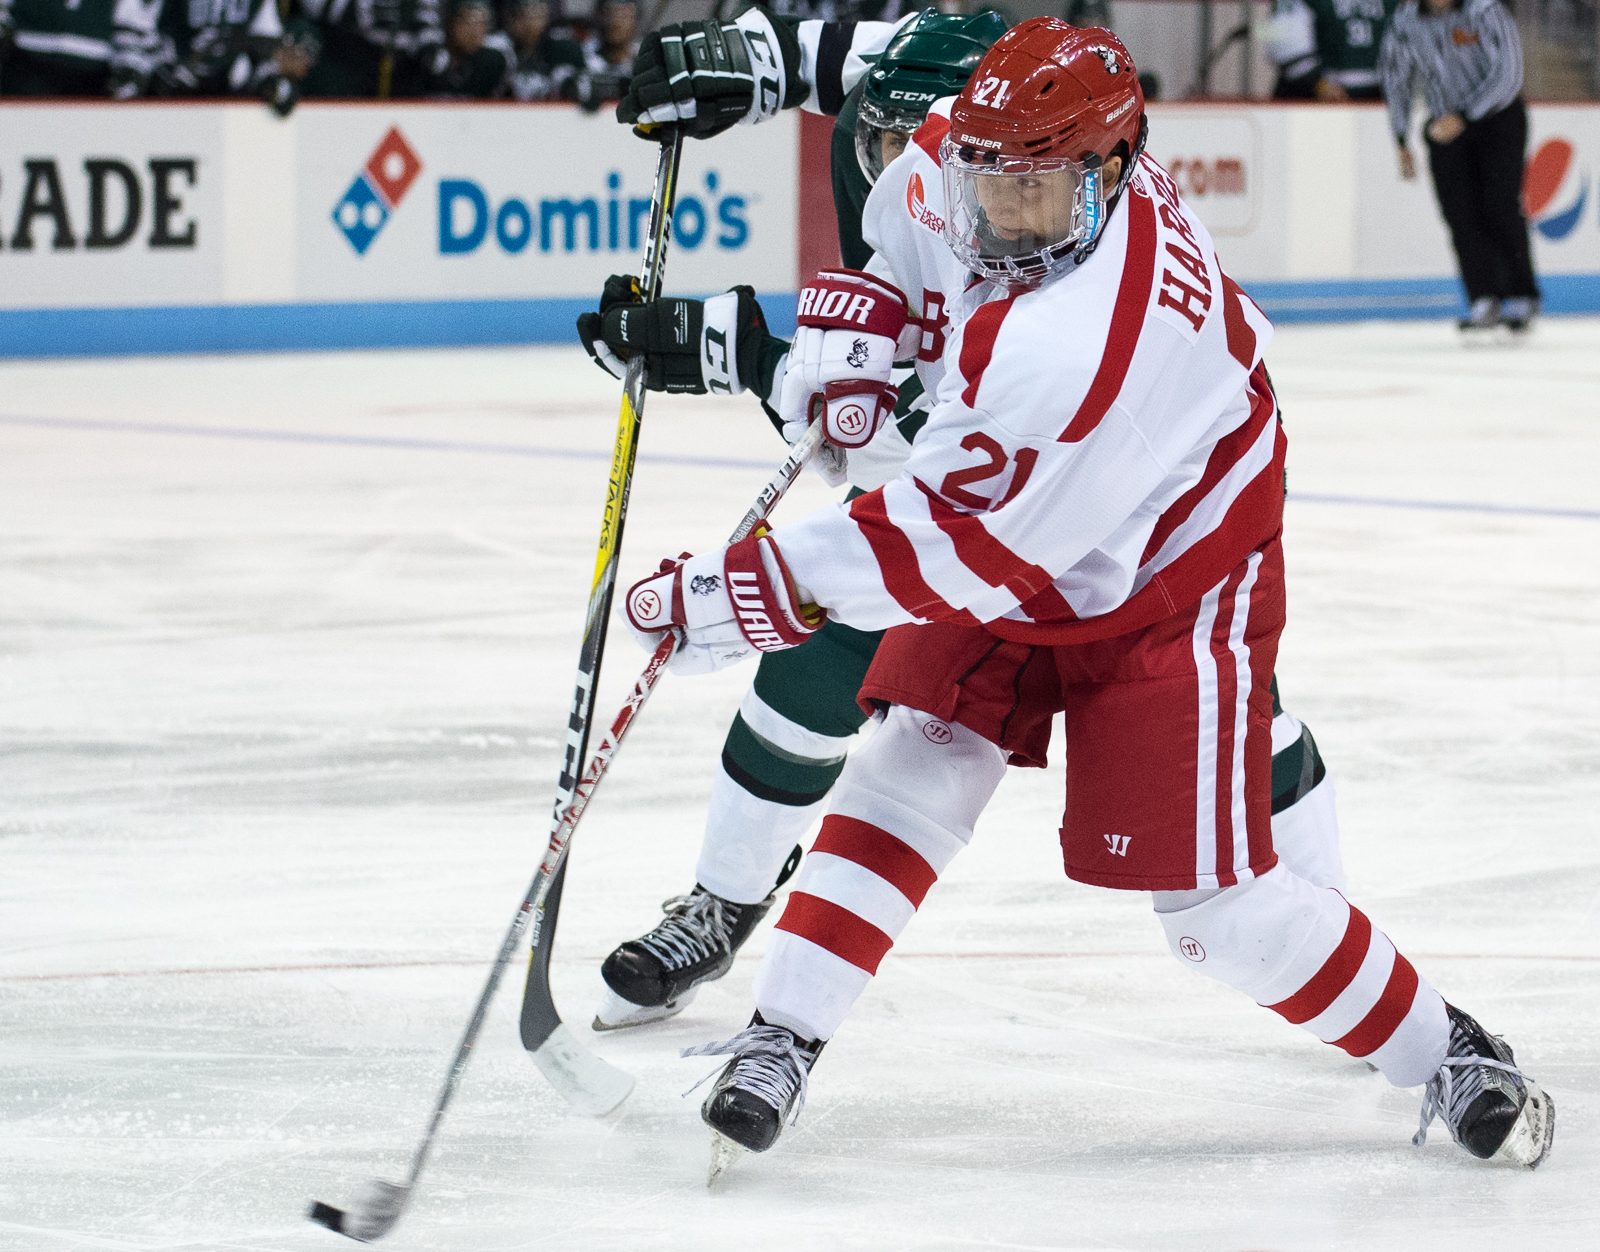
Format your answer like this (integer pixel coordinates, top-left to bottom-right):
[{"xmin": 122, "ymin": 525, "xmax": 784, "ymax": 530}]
[
  {"xmin": 304, "ymin": 425, "xmax": 827, "ymax": 1247},
  {"xmin": 513, "ymin": 129, "xmax": 686, "ymax": 1113}
]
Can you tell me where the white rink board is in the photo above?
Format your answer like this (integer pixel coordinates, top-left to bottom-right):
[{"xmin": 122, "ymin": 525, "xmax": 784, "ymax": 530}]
[
  {"xmin": 0, "ymin": 105, "xmax": 225, "ymax": 309},
  {"xmin": 2, "ymin": 100, "xmax": 1599, "ymax": 353},
  {"xmin": 0, "ymin": 325, "xmax": 1596, "ymax": 1251}
]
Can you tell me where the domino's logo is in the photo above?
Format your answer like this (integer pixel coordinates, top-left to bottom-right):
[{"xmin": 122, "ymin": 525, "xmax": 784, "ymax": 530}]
[{"xmin": 332, "ymin": 127, "xmax": 423, "ymax": 256}]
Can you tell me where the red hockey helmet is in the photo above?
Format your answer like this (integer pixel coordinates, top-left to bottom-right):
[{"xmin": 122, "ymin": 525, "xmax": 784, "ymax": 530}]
[{"xmin": 942, "ymin": 19, "xmax": 1147, "ymax": 287}]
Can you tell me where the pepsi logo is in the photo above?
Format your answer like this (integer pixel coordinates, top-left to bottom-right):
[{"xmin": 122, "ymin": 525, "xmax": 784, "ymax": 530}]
[{"xmin": 1524, "ymin": 137, "xmax": 1587, "ymax": 241}]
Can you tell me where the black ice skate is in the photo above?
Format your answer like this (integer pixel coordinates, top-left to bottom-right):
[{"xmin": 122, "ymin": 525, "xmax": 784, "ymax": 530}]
[
  {"xmin": 594, "ymin": 854, "xmax": 799, "ymax": 1032},
  {"xmin": 1501, "ymin": 297, "xmax": 1538, "ymax": 335},
  {"xmin": 684, "ymin": 1012, "xmax": 824, "ymax": 1180},
  {"xmin": 1413, "ymin": 1004, "xmax": 1555, "ymax": 1168},
  {"xmin": 1457, "ymin": 297, "xmax": 1500, "ymax": 335}
]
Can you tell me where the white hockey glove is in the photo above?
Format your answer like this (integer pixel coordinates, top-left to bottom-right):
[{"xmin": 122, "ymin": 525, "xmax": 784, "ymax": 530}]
[
  {"xmin": 778, "ymin": 269, "xmax": 913, "ymax": 484},
  {"xmin": 616, "ymin": 8, "xmax": 805, "ymax": 138},
  {"xmin": 577, "ymin": 274, "xmax": 768, "ymax": 396},
  {"xmin": 623, "ymin": 531, "xmax": 822, "ymax": 675}
]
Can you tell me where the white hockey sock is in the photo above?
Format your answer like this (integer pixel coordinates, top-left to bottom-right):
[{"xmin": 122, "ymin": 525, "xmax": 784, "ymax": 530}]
[
  {"xmin": 753, "ymin": 706, "xmax": 1006, "ymax": 1041},
  {"xmin": 695, "ymin": 760, "xmax": 826, "ymax": 905},
  {"xmin": 1268, "ymin": 709, "xmax": 1346, "ymax": 890},
  {"xmin": 1155, "ymin": 865, "xmax": 1449, "ymax": 1088},
  {"xmin": 1268, "ymin": 775, "xmax": 1345, "ymax": 890},
  {"xmin": 695, "ymin": 687, "xmax": 856, "ymax": 905}
]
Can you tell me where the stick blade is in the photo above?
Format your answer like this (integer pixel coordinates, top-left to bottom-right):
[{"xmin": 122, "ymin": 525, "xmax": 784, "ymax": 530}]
[
  {"xmin": 531, "ymin": 1022, "xmax": 635, "ymax": 1115},
  {"xmin": 307, "ymin": 1180, "xmax": 411, "ymax": 1242}
]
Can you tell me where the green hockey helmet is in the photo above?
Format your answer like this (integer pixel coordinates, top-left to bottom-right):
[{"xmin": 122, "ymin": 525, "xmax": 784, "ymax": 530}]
[{"xmin": 856, "ymin": 8, "xmax": 1008, "ymax": 185}]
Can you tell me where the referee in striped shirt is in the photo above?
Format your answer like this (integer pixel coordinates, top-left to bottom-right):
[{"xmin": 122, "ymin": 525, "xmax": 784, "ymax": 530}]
[{"xmin": 1380, "ymin": 0, "xmax": 1540, "ymax": 332}]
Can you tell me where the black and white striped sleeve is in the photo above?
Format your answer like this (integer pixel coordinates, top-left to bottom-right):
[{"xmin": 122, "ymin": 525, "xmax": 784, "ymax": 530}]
[
  {"xmin": 1379, "ymin": 13, "xmax": 1418, "ymax": 141},
  {"xmin": 1462, "ymin": 0, "xmax": 1522, "ymax": 121},
  {"xmin": 794, "ymin": 13, "xmax": 918, "ymax": 117}
]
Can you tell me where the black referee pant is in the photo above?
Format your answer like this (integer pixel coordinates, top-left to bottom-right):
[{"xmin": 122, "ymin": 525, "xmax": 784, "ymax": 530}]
[{"xmin": 1426, "ymin": 98, "xmax": 1541, "ymax": 305}]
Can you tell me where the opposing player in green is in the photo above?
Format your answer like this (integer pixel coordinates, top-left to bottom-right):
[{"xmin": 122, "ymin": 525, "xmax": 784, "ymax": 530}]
[
  {"xmin": 577, "ymin": 8, "xmax": 1007, "ymax": 1029},
  {"xmin": 579, "ymin": 5, "xmax": 1343, "ymax": 1030},
  {"xmin": 1265, "ymin": 0, "xmax": 1396, "ymax": 102}
]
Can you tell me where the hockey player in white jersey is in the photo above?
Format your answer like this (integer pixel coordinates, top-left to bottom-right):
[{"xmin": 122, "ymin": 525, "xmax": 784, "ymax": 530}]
[
  {"xmin": 581, "ymin": 5, "xmax": 1342, "ymax": 1032},
  {"xmin": 621, "ymin": 19, "xmax": 1555, "ymax": 1171}
]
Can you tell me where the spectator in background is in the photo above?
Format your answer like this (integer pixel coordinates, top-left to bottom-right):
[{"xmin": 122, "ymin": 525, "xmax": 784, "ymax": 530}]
[
  {"xmin": 505, "ymin": 0, "xmax": 584, "ymax": 101},
  {"xmin": 1267, "ymin": 0, "xmax": 1395, "ymax": 100},
  {"xmin": 297, "ymin": 0, "xmax": 446, "ymax": 98},
  {"xmin": 428, "ymin": 0, "xmax": 513, "ymax": 96},
  {"xmin": 112, "ymin": 0, "xmax": 304, "ymax": 114},
  {"xmin": 0, "ymin": 0, "xmax": 118, "ymax": 94},
  {"xmin": 1380, "ymin": 0, "xmax": 1539, "ymax": 333},
  {"xmin": 576, "ymin": 0, "xmax": 636, "ymax": 106}
]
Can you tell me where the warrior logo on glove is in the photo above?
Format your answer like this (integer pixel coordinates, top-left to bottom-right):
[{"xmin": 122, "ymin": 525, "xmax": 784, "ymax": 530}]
[{"xmin": 833, "ymin": 403, "xmax": 870, "ymax": 440}]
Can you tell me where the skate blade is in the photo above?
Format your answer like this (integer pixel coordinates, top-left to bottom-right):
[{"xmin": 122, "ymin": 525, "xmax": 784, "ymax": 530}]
[
  {"xmin": 707, "ymin": 1130, "xmax": 745, "ymax": 1187},
  {"xmin": 591, "ymin": 986, "xmax": 697, "ymax": 1032},
  {"xmin": 1498, "ymin": 1082, "xmax": 1556, "ymax": 1169}
]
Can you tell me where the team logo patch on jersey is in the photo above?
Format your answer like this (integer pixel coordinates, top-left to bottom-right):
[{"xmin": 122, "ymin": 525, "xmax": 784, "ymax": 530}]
[
  {"xmin": 846, "ymin": 338, "xmax": 871, "ymax": 369},
  {"xmin": 906, "ymin": 172, "xmax": 945, "ymax": 235},
  {"xmin": 690, "ymin": 573, "xmax": 721, "ymax": 596}
]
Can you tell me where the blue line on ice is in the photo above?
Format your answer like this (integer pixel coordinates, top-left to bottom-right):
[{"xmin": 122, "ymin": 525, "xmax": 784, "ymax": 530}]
[{"xmin": 4, "ymin": 412, "xmax": 1597, "ymax": 522}]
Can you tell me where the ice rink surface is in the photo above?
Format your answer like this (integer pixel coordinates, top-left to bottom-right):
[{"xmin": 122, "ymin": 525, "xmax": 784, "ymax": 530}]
[{"xmin": 2, "ymin": 320, "xmax": 1597, "ymax": 1252}]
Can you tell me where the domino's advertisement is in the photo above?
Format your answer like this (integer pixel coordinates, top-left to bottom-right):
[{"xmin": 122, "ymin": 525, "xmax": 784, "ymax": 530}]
[
  {"xmin": 1, "ymin": 100, "xmax": 1598, "ymax": 356},
  {"xmin": 296, "ymin": 108, "xmax": 796, "ymax": 301}
]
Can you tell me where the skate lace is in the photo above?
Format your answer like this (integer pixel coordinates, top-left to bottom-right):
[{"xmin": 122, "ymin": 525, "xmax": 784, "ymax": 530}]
[
  {"xmin": 637, "ymin": 892, "xmax": 736, "ymax": 970},
  {"xmin": 1413, "ymin": 1055, "xmax": 1524, "ymax": 1148},
  {"xmin": 682, "ymin": 1025, "xmax": 813, "ymax": 1127}
]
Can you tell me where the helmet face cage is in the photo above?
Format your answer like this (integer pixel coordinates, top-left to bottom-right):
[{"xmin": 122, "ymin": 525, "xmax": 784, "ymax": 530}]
[
  {"xmin": 854, "ymin": 95, "xmax": 927, "ymax": 184},
  {"xmin": 941, "ymin": 141, "xmax": 1106, "ymax": 289}
]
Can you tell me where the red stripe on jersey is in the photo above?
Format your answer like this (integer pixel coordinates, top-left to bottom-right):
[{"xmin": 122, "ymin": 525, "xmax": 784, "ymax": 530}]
[
  {"xmin": 913, "ymin": 480, "xmax": 1076, "ymax": 618},
  {"xmin": 1243, "ymin": 544, "xmax": 1280, "ymax": 874},
  {"xmin": 1059, "ymin": 187, "xmax": 1159, "ymax": 444},
  {"xmin": 1332, "ymin": 953, "xmax": 1421, "ymax": 1058},
  {"xmin": 1208, "ymin": 563, "xmax": 1244, "ymax": 889},
  {"xmin": 774, "ymin": 891, "xmax": 895, "ymax": 975},
  {"xmin": 1140, "ymin": 364, "xmax": 1276, "ymax": 567},
  {"xmin": 913, "ymin": 113, "xmax": 951, "ymax": 164},
  {"xmin": 847, "ymin": 488, "xmax": 983, "ymax": 627},
  {"xmin": 959, "ymin": 293, "xmax": 1020, "ymax": 409},
  {"xmin": 1220, "ymin": 274, "xmax": 1259, "ymax": 371},
  {"xmin": 811, "ymin": 815, "xmax": 938, "ymax": 908},
  {"xmin": 1265, "ymin": 903, "xmax": 1372, "ymax": 1025}
]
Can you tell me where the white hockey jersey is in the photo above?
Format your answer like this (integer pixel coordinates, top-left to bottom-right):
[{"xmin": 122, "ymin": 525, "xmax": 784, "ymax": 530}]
[{"xmin": 774, "ymin": 102, "xmax": 1286, "ymax": 645}]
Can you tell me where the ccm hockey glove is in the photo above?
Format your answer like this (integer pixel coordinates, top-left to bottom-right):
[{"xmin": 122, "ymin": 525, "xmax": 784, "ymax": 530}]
[
  {"xmin": 779, "ymin": 269, "xmax": 913, "ymax": 453},
  {"xmin": 617, "ymin": 7, "xmax": 805, "ymax": 139},
  {"xmin": 577, "ymin": 274, "xmax": 769, "ymax": 396},
  {"xmin": 623, "ymin": 531, "xmax": 822, "ymax": 675}
]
